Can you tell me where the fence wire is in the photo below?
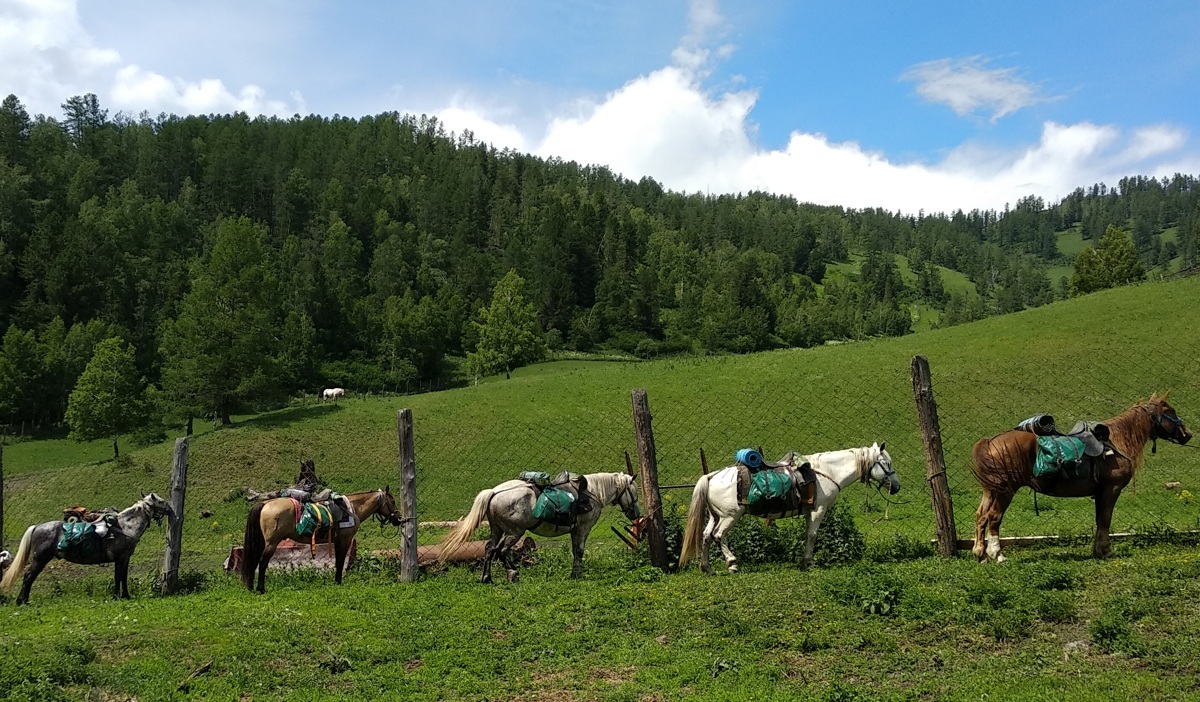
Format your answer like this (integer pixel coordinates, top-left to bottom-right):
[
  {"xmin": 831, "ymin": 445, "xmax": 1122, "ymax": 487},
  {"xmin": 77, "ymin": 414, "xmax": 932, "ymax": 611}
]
[{"xmin": 3, "ymin": 339, "xmax": 1198, "ymax": 591}]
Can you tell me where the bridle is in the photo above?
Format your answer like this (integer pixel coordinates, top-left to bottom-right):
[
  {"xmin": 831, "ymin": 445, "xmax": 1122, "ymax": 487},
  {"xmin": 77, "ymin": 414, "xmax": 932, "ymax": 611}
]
[
  {"xmin": 370, "ymin": 489, "xmax": 403, "ymax": 527},
  {"xmin": 613, "ymin": 476, "xmax": 641, "ymax": 519},
  {"xmin": 1150, "ymin": 405, "xmax": 1189, "ymax": 453}
]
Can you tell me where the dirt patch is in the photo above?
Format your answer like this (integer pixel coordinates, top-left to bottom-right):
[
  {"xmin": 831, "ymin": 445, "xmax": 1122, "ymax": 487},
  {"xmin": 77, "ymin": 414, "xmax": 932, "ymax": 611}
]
[{"xmin": 405, "ymin": 658, "xmax": 424, "ymax": 672}]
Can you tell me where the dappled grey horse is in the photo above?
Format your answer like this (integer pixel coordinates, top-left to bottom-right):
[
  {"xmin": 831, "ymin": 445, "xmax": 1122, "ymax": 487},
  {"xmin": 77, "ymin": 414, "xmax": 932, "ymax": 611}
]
[
  {"xmin": 0, "ymin": 493, "xmax": 173, "ymax": 605},
  {"xmin": 440, "ymin": 472, "xmax": 642, "ymax": 583}
]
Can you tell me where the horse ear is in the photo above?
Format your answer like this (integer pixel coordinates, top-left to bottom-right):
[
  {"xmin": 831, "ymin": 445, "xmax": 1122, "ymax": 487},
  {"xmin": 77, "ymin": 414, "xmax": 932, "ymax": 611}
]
[
  {"xmin": 879, "ymin": 441, "xmax": 886, "ymax": 452},
  {"xmin": 1162, "ymin": 389, "xmax": 1171, "ymax": 401},
  {"xmin": 141, "ymin": 490, "xmax": 147, "ymax": 498}
]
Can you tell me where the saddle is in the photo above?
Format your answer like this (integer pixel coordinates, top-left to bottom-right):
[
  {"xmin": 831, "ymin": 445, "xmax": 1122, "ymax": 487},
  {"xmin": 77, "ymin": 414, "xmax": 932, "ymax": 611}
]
[
  {"xmin": 734, "ymin": 450, "xmax": 817, "ymax": 517},
  {"xmin": 1015, "ymin": 415, "xmax": 1117, "ymax": 481},
  {"xmin": 294, "ymin": 494, "xmax": 354, "ymax": 556},
  {"xmin": 522, "ymin": 471, "xmax": 594, "ymax": 527}
]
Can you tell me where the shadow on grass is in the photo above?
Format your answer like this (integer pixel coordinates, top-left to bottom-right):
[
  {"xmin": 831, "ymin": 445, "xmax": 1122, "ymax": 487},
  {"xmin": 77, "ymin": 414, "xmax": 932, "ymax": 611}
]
[{"xmin": 238, "ymin": 403, "xmax": 343, "ymax": 431}]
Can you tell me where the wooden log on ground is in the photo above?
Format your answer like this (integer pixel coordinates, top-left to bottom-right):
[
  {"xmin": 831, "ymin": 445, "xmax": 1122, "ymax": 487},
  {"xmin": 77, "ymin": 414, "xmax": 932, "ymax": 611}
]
[
  {"xmin": 224, "ymin": 538, "xmax": 357, "ymax": 573},
  {"xmin": 375, "ymin": 536, "xmax": 537, "ymax": 567}
]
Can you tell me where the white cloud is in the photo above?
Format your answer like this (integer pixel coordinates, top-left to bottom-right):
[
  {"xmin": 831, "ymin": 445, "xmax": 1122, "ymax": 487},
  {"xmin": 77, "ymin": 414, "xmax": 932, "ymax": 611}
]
[
  {"xmin": 0, "ymin": 0, "xmax": 298, "ymax": 117},
  {"xmin": 0, "ymin": 0, "xmax": 119, "ymax": 114},
  {"xmin": 112, "ymin": 65, "xmax": 301, "ymax": 116},
  {"xmin": 901, "ymin": 56, "xmax": 1050, "ymax": 121}
]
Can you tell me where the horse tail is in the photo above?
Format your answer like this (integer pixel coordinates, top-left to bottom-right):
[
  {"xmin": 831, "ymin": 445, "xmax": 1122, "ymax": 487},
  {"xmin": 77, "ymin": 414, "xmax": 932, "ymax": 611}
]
[
  {"xmin": 0, "ymin": 526, "xmax": 35, "ymax": 592},
  {"xmin": 679, "ymin": 474, "xmax": 712, "ymax": 569},
  {"xmin": 440, "ymin": 488, "xmax": 494, "ymax": 561},
  {"xmin": 971, "ymin": 433, "xmax": 1031, "ymax": 492},
  {"xmin": 240, "ymin": 503, "xmax": 267, "ymax": 589}
]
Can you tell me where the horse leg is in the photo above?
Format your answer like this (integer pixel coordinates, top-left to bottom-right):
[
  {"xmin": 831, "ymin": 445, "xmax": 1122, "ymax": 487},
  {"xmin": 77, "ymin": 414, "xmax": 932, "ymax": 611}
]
[
  {"xmin": 972, "ymin": 492, "xmax": 994, "ymax": 562},
  {"xmin": 985, "ymin": 492, "xmax": 1014, "ymax": 563},
  {"xmin": 498, "ymin": 534, "xmax": 524, "ymax": 583},
  {"xmin": 569, "ymin": 529, "xmax": 589, "ymax": 580},
  {"xmin": 16, "ymin": 554, "xmax": 52, "ymax": 606},
  {"xmin": 481, "ymin": 527, "xmax": 503, "ymax": 584},
  {"xmin": 114, "ymin": 557, "xmax": 130, "ymax": 599},
  {"xmin": 803, "ymin": 505, "xmax": 829, "ymax": 568},
  {"xmin": 699, "ymin": 515, "xmax": 717, "ymax": 575},
  {"xmin": 712, "ymin": 516, "xmax": 740, "ymax": 573},
  {"xmin": 1093, "ymin": 485, "xmax": 1122, "ymax": 559},
  {"xmin": 257, "ymin": 543, "xmax": 278, "ymax": 593},
  {"xmin": 334, "ymin": 536, "xmax": 349, "ymax": 585}
]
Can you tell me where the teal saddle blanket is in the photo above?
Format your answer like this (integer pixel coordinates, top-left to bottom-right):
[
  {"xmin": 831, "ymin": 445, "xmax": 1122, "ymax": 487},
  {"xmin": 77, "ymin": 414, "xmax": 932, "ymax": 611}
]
[{"xmin": 1034, "ymin": 436, "xmax": 1090, "ymax": 479}]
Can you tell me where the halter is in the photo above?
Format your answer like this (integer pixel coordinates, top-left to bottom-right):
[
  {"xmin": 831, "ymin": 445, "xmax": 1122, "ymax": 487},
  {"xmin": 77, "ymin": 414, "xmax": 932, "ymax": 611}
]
[
  {"xmin": 1150, "ymin": 406, "xmax": 1187, "ymax": 454},
  {"xmin": 613, "ymin": 476, "xmax": 640, "ymax": 517}
]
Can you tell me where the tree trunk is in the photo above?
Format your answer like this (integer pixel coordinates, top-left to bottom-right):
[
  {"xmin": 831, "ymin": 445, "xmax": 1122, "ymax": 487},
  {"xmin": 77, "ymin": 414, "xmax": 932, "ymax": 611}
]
[
  {"xmin": 113, "ymin": 436, "xmax": 120, "ymax": 459},
  {"xmin": 186, "ymin": 416, "xmax": 193, "ymax": 436},
  {"xmin": 505, "ymin": 366, "xmax": 511, "ymax": 380},
  {"xmin": 221, "ymin": 407, "xmax": 232, "ymax": 426}
]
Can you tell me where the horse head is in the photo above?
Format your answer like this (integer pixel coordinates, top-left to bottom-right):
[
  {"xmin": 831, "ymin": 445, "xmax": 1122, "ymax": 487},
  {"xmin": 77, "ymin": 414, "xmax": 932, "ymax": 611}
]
[
  {"xmin": 141, "ymin": 492, "xmax": 175, "ymax": 524},
  {"xmin": 1148, "ymin": 391, "xmax": 1191, "ymax": 445},
  {"xmin": 612, "ymin": 473, "xmax": 642, "ymax": 522},
  {"xmin": 867, "ymin": 442, "xmax": 901, "ymax": 495},
  {"xmin": 376, "ymin": 486, "xmax": 404, "ymax": 526}
]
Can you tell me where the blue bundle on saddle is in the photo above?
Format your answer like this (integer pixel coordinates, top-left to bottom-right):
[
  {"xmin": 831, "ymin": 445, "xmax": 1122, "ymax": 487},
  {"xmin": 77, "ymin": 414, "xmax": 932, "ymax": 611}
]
[
  {"xmin": 736, "ymin": 448, "xmax": 764, "ymax": 469},
  {"xmin": 1034, "ymin": 436, "xmax": 1089, "ymax": 479}
]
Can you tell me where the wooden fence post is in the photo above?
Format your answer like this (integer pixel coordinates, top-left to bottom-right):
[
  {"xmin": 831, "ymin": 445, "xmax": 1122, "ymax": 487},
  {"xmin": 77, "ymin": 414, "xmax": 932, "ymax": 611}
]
[
  {"xmin": 160, "ymin": 437, "xmax": 189, "ymax": 595},
  {"xmin": 1, "ymin": 443, "xmax": 5, "ymax": 550},
  {"xmin": 631, "ymin": 388, "xmax": 669, "ymax": 571},
  {"xmin": 911, "ymin": 355, "xmax": 958, "ymax": 556},
  {"xmin": 397, "ymin": 409, "xmax": 418, "ymax": 583}
]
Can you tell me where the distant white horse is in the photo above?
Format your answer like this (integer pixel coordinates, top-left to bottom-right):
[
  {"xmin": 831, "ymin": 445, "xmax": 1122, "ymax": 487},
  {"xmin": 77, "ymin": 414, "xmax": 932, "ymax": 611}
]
[
  {"xmin": 679, "ymin": 443, "xmax": 899, "ymax": 574},
  {"xmin": 440, "ymin": 471, "xmax": 642, "ymax": 583},
  {"xmin": 321, "ymin": 387, "xmax": 346, "ymax": 402}
]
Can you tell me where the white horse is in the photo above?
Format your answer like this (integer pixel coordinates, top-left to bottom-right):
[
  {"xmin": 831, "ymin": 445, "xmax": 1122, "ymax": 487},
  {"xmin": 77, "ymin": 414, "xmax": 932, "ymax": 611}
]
[
  {"xmin": 679, "ymin": 443, "xmax": 899, "ymax": 574},
  {"xmin": 321, "ymin": 387, "xmax": 346, "ymax": 402},
  {"xmin": 440, "ymin": 472, "xmax": 642, "ymax": 583}
]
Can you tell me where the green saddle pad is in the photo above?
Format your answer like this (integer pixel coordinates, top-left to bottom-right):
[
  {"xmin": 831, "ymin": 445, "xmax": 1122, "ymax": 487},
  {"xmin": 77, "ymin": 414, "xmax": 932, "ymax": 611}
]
[
  {"xmin": 747, "ymin": 470, "xmax": 794, "ymax": 506},
  {"xmin": 1034, "ymin": 436, "xmax": 1088, "ymax": 478},
  {"xmin": 533, "ymin": 487, "xmax": 577, "ymax": 525},
  {"xmin": 57, "ymin": 521, "xmax": 97, "ymax": 552}
]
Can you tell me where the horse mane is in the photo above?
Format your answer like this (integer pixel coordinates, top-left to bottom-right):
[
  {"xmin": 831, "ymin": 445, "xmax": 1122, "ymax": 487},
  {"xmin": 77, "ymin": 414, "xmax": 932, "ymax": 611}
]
[{"xmin": 1103, "ymin": 395, "xmax": 1162, "ymax": 473}]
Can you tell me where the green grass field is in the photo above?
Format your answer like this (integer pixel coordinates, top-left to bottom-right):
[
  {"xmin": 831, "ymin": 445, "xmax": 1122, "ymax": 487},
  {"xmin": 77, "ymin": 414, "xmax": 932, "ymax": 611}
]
[{"xmin": 4, "ymin": 275, "xmax": 1200, "ymax": 700}]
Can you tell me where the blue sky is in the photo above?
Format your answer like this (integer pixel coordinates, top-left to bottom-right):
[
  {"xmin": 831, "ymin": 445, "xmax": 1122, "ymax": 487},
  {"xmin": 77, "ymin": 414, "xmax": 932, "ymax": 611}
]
[{"xmin": 3, "ymin": 0, "xmax": 1199, "ymax": 213}]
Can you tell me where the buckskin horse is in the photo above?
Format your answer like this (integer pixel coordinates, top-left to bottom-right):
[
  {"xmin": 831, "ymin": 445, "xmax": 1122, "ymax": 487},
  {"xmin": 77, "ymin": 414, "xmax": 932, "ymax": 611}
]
[
  {"xmin": 439, "ymin": 471, "xmax": 642, "ymax": 583},
  {"xmin": 679, "ymin": 443, "xmax": 899, "ymax": 574},
  {"xmin": 240, "ymin": 487, "xmax": 401, "ymax": 593},
  {"xmin": 0, "ymin": 493, "xmax": 173, "ymax": 605},
  {"xmin": 971, "ymin": 392, "xmax": 1191, "ymax": 563}
]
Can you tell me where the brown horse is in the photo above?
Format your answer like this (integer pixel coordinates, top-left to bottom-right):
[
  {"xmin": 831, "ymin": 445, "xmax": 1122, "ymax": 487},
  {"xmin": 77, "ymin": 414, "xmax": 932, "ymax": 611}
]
[
  {"xmin": 971, "ymin": 392, "xmax": 1191, "ymax": 563},
  {"xmin": 240, "ymin": 488, "xmax": 400, "ymax": 592}
]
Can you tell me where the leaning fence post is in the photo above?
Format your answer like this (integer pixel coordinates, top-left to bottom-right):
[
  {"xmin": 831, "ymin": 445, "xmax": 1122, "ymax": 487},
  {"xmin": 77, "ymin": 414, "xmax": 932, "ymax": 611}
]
[
  {"xmin": 397, "ymin": 409, "xmax": 418, "ymax": 583},
  {"xmin": 160, "ymin": 437, "xmax": 189, "ymax": 595},
  {"xmin": 911, "ymin": 355, "xmax": 958, "ymax": 556},
  {"xmin": 1, "ymin": 443, "xmax": 5, "ymax": 550},
  {"xmin": 631, "ymin": 388, "xmax": 669, "ymax": 571}
]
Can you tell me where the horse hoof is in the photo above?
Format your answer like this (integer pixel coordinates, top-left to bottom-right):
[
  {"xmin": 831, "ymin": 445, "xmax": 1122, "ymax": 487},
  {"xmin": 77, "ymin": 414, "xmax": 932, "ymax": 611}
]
[
  {"xmin": 506, "ymin": 571, "xmax": 519, "ymax": 583},
  {"xmin": 994, "ymin": 554, "xmax": 1007, "ymax": 564}
]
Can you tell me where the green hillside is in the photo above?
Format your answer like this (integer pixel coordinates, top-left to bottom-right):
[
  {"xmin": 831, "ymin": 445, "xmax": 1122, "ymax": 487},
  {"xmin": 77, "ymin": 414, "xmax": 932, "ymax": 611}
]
[{"xmin": 5, "ymin": 275, "xmax": 1200, "ymax": 578}]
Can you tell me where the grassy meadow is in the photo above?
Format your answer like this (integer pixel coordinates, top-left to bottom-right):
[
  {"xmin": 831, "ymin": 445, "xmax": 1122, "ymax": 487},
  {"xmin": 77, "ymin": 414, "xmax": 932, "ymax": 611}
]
[{"xmin": 3, "ymin": 275, "xmax": 1200, "ymax": 699}]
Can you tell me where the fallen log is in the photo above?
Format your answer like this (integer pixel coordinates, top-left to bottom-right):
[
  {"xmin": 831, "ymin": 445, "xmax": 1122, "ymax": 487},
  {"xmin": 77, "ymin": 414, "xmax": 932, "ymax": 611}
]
[
  {"xmin": 375, "ymin": 536, "xmax": 537, "ymax": 567},
  {"xmin": 223, "ymin": 538, "xmax": 357, "ymax": 573}
]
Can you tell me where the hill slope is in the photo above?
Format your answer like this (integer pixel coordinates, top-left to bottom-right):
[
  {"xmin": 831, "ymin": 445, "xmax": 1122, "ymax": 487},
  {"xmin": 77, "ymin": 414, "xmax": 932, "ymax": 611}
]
[{"xmin": 4, "ymin": 275, "xmax": 1200, "ymax": 570}]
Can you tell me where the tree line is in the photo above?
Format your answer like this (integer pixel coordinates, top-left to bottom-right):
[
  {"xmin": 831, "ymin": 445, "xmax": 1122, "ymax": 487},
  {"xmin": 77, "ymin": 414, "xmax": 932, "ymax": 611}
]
[{"xmin": 1, "ymin": 93, "xmax": 1198, "ymax": 444}]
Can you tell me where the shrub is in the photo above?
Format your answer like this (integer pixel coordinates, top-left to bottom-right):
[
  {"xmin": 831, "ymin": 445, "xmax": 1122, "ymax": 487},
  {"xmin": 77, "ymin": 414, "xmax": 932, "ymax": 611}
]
[
  {"xmin": 1090, "ymin": 609, "xmax": 1145, "ymax": 656},
  {"xmin": 813, "ymin": 502, "xmax": 865, "ymax": 566}
]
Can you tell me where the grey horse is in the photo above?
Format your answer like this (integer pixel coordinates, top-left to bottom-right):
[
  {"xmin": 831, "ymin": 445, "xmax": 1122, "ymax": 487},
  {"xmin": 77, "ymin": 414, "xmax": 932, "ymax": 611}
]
[
  {"xmin": 0, "ymin": 493, "xmax": 173, "ymax": 605},
  {"xmin": 439, "ymin": 472, "xmax": 641, "ymax": 583}
]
